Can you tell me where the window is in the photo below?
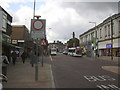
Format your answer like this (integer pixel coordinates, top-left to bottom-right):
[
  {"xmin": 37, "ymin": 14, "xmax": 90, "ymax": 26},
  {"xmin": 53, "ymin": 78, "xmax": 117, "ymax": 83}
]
[
  {"xmin": 108, "ymin": 25, "xmax": 110, "ymax": 36},
  {"xmin": 112, "ymin": 23, "xmax": 115, "ymax": 35},
  {"xmin": 91, "ymin": 32, "xmax": 94, "ymax": 38},
  {"xmin": 2, "ymin": 12, "xmax": 7, "ymax": 32},
  {"xmin": 100, "ymin": 29, "xmax": 102, "ymax": 38},
  {"xmin": 119, "ymin": 21, "xmax": 120, "ymax": 33},
  {"xmin": 104, "ymin": 26, "xmax": 107, "ymax": 37}
]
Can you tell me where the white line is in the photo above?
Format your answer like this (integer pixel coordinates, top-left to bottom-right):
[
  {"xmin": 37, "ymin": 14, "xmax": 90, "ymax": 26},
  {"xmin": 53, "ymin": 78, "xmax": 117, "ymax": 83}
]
[
  {"xmin": 50, "ymin": 65, "xmax": 55, "ymax": 88},
  {"xmin": 49, "ymin": 55, "xmax": 53, "ymax": 62}
]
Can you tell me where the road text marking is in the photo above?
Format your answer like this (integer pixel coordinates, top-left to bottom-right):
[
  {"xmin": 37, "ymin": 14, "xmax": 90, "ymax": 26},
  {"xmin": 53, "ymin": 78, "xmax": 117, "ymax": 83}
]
[{"xmin": 84, "ymin": 75, "xmax": 115, "ymax": 82}]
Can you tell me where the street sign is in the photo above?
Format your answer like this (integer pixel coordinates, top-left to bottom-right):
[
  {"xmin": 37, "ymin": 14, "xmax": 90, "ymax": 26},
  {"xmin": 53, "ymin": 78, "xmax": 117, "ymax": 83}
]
[
  {"xmin": 31, "ymin": 19, "xmax": 46, "ymax": 39},
  {"xmin": 33, "ymin": 19, "xmax": 43, "ymax": 30},
  {"xmin": 40, "ymin": 40, "xmax": 47, "ymax": 46},
  {"xmin": 106, "ymin": 43, "xmax": 112, "ymax": 48}
]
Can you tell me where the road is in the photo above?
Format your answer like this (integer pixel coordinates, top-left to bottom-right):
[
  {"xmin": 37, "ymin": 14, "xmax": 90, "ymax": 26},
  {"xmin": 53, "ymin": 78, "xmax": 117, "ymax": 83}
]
[{"xmin": 50, "ymin": 53, "xmax": 120, "ymax": 89}]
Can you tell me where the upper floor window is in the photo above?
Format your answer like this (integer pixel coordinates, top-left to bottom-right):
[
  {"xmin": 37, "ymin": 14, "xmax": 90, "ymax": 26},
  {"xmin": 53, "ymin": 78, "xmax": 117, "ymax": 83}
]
[
  {"xmin": 100, "ymin": 29, "xmax": 102, "ymax": 38},
  {"xmin": 108, "ymin": 25, "xmax": 110, "ymax": 36},
  {"xmin": 2, "ymin": 13, "xmax": 7, "ymax": 30},
  {"xmin": 91, "ymin": 32, "xmax": 94, "ymax": 38},
  {"xmin": 104, "ymin": 26, "xmax": 107, "ymax": 37},
  {"xmin": 112, "ymin": 22, "xmax": 115, "ymax": 35},
  {"xmin": 119, "ymin": 20, "xmax": 120, "ymax": 33}
]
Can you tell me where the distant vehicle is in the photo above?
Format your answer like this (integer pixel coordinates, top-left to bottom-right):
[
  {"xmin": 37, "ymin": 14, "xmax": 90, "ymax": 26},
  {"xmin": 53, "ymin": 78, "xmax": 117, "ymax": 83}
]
[
  {"xmin": 50, "ymin": 48, "xmax": 57, "ymax": 55},
  {"xmin": 63, "ymin": 49, "xmax": 68, "ymax": 55},
  {"xmin": 68, "ymin": 47, "xmax": 75, "ymax": 56},
  {"xmin": 63, "ymin": 51, "xmax": 68, "ymax": 55},
  {"xmin": 68, "ymin": 47, "xmax": 83, "ymax": 57}
]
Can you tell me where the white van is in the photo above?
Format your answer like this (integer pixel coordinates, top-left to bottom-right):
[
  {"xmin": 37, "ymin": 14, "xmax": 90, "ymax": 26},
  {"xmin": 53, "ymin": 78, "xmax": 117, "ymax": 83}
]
[{"xmin": 50, "ymin": 48, "xmax": 57, "ymax": 55}]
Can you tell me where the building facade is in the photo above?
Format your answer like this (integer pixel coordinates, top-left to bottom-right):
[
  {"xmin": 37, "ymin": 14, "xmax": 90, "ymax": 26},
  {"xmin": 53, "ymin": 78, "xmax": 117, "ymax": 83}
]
[
  {"xmin": 11, "ymin": 25, "xmax": 31, "ymax": 54},
  {"xmin": 0, "ymin": 6, "xmax": 12, "ymax": 61},
  {"xmin": 48, "ymin": 41, "xmax": 65, "ymax": 53},
  {"xmin": 79, "ymin": 13, "xmax": 120, "ymax": 57}
]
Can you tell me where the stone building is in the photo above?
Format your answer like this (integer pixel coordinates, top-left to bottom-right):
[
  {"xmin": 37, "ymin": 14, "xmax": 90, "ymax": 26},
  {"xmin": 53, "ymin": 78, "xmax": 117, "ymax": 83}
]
[{"xmin": 79, "ymin": 13, "xmax": 120, "ymax": 57}]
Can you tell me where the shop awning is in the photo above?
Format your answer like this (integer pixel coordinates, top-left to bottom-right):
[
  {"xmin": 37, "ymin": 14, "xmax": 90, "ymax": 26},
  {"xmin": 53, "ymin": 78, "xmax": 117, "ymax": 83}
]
[{"xmin": 9, "ymin": 44, "xmax": 21, "ymax": 48}]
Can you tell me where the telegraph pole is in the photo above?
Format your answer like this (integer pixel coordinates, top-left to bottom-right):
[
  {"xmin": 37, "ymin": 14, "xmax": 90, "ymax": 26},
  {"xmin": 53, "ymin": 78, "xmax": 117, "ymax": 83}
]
[{"xmin": 73, "ymin": 32, "xmax": 75, "ymax": 47}]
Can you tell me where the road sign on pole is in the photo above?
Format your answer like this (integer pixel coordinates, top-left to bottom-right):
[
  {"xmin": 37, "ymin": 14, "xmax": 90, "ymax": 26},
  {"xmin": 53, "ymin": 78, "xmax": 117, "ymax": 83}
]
[
  {"xmin": 33, "ymin": 19, "xmax": 44, "ymax": 30},
  {"xmin": 40, "ymin": 40, "xmax": 47, "ymax": 46},
  {"xmin": 31, "ymin": 19, "xmax": 46, "ymax": 39}
]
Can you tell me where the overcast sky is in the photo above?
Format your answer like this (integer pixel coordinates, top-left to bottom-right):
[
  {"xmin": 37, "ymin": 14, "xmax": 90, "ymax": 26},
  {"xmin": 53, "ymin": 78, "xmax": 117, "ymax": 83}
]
[{"xmin": 0, "ymin": 0, "xmax": 119, "ymax": 43}]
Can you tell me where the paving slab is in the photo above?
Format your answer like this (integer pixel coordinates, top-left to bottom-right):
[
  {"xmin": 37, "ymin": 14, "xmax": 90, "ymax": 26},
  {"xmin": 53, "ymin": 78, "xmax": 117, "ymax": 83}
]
[{"xmin": 2, "ymin": 56, "xmax": 55, "ymax": 88}]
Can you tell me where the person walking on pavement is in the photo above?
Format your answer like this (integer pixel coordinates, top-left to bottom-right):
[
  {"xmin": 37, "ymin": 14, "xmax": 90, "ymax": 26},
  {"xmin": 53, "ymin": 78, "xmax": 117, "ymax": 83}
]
[
  {"xmin": 21, "ymin": 51, "xmax": 27, "ymax": 64},
  {"xmin": 1, "ymin": 53, "xmax": 9, "ymax": 76},
  {"xmin": 11, "ymin": 50, "xmax": 17, "ymax": 65},
  {"xmin": 30, "ymin": 50, "xmax": 34, "ymax": 67}
]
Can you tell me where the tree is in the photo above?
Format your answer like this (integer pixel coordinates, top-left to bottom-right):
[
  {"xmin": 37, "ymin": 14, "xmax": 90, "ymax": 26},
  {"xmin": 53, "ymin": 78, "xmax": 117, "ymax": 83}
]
[{"xmin": 67, "ymin": 38, "xmax": 79, "ymax": 48}]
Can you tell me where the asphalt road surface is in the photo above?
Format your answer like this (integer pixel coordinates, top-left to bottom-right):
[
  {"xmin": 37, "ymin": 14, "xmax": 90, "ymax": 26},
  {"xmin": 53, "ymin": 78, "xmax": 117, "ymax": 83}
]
[{"xmin": 50, "ymin": 53, "xmax": 120, "ymax": 89}]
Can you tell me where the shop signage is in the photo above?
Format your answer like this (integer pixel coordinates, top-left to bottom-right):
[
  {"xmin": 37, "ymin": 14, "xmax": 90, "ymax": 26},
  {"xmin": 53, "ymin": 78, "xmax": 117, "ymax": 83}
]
[
  {"xmin": 12, "ymin": 40, "xmax": 17, "ymax": 44},
  {"xmin": 17, "ymin": 40, "xmax": 24, "ymax": 42},
  {"xmin": 106, "ymin": 43, "xmax": 112, "ymax": 48}
]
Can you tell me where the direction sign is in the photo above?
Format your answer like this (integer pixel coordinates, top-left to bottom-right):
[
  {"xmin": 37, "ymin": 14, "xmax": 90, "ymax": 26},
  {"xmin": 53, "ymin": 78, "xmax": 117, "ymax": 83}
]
[{"xmin": 40, "ymin": 40, "xmax": 47, "ymax": 46}]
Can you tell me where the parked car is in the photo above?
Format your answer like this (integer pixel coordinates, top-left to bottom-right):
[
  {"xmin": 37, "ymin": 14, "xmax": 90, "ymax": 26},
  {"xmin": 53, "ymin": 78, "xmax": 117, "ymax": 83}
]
[{"xmin": 63, "ymin": 51, "xmax": 68, "ymax": 55}]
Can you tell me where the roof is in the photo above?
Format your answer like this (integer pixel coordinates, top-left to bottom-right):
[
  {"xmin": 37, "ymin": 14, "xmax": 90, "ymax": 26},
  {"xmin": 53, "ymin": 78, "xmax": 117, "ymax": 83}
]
[{"xmin": 79, "ymin": 13, "xmax": 120, "ymax": 37}]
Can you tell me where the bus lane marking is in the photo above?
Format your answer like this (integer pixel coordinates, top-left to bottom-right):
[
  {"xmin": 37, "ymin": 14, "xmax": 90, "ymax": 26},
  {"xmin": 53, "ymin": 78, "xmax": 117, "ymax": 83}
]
[{"xmin": 83, "ymin": 75, "xmax": 119, "ymax": 90}]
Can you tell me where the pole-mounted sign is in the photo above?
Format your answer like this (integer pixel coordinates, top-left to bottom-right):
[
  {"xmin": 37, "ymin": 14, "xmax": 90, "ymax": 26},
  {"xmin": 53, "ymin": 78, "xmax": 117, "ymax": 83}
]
[
  {"xmin": 40, "ymin": 40, "xmax": 47, "ymax": 46},
  {"xmin": 31, "ymin": 18, "xmax": 46, "ymax": 39},
  {"xmin": 33, "ymin": 19, "xmax": 44, "ymax": 31}
]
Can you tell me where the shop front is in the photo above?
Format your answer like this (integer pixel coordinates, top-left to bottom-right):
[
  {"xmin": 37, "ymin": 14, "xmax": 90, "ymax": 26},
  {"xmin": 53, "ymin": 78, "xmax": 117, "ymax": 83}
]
[
  {"xmin": 2, "ymin": 34, "xmax": 11, "ymax": 62},
  {"xmin": 98, "ymin": 40, "xmax": 120, "ymax": 57}
]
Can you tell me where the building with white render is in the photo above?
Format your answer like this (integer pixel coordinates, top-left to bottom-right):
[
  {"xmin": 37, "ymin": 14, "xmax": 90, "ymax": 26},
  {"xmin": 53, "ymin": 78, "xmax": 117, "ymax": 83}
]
[{"xmin": 79, "ymin": 13, "xmax": 120, "ymax": 57}]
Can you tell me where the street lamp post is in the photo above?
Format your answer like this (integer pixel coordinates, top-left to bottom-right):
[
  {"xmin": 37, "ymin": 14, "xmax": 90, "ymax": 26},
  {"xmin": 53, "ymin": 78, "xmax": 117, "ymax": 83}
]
[
  {"xmin": 89, "ymin": 22, "xmax": 97, "ymax": 58},
  {"xmin": 110, "ymin": 16, "xmax": 113, "ymax": 60}
]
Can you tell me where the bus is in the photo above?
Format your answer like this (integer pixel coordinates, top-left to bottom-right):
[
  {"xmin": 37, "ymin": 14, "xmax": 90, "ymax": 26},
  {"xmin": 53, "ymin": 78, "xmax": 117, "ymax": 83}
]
[{"xmin": 68, "ymin": 47, "xmax": 83, "ymax": 57}]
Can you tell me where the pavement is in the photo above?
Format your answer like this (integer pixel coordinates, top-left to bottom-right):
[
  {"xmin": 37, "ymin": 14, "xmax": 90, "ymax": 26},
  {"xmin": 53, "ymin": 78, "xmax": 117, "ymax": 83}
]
[
  {"xmin": 83, "ymin": 55, "xmax": 120, "ymax": 75},
  {"xmin": 2, "ymin": 56, "xmax": 55, "ymax": 88}
]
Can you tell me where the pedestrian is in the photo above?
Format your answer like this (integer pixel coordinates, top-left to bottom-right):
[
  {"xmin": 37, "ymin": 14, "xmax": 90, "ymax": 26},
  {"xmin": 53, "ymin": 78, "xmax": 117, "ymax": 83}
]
[
  {"xmin": 30, "ymin": 50, "xmax": 34, "ymax": 67},
  {"xmin": 1, "ymin": 53, "xmax": 9, "ymax": 76},
  {"xmin": 21, "ymin": 51, "xmax": 27, "ymax": 64},
  {"xmin": 11, "ymin": 50, "xmax": 17, "ymax": 65}
]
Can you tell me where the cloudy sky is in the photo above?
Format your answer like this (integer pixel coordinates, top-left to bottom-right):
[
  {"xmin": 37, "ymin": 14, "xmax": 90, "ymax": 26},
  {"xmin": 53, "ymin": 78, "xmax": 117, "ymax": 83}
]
[{"xmin": 0, "ymin": 0, "xmax": 119, "ymax": 43}]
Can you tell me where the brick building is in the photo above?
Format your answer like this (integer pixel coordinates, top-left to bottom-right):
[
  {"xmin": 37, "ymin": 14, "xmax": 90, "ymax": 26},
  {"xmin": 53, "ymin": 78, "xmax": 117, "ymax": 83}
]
[{"xmin": 11, "ymin": 25, "xmax": 31, "ymax": 54}]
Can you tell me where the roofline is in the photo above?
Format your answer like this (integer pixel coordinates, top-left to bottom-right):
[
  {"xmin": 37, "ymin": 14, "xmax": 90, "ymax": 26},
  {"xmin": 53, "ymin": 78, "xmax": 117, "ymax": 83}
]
[{"xmin": 80, "ymin": 13, "xmax": 120, "ymax": 37}]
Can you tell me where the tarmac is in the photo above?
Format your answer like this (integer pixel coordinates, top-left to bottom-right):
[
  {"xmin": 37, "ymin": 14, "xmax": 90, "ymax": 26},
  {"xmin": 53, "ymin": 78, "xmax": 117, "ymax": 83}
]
[
  {"xmin": 83, "ymin": 55, "xmax": 120, "ymax": 75},
  {"xmin": 98, "ymin": 56, "xmax": 120, "ymax": 75},
  {"xmin": 2, "ymin": 56, "xmax": 55, "ymax": 88}
]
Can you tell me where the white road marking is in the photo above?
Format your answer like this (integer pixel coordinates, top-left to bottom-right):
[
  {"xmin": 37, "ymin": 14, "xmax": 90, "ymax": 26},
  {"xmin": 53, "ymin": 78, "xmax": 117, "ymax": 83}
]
[
  {"xmin": 50, "ymin": 64, "xmax": 55, "ymax": 88},
  {"xmin": 49, "ymin": 55, "xmax": 53, "ymax": 62},
  {"xmin": 84, "ymin": 75, "xmax": 115, "ymax": 82},
  {"xmin": 97, "ymin": 84, "xmax": 120, "ymax": 90}
]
